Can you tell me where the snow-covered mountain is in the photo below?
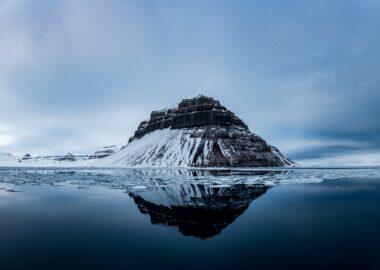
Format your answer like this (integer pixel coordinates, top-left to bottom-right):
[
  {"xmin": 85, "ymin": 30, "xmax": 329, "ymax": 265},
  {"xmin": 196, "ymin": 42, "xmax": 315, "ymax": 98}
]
[
  {"xmin": 17, "ymin": 153, "xmax": 90, "ymax": 166},
  {"xmin": 0, "ymin": 151, "xmax": 19, "ymax": 166},
  {"xmin": 0, "ymin": 145, "xmax": 119, "ymax": 167},
  {"xmin": 96, "ymin": 95, "xmax": 294, "ymax": 168}
]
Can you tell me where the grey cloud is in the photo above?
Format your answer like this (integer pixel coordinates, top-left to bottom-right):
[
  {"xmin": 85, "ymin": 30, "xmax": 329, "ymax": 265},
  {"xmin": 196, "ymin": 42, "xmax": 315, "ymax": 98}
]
[{"xmin": 0, "ymin": 0, "xmax": 380, "ymax": 164}]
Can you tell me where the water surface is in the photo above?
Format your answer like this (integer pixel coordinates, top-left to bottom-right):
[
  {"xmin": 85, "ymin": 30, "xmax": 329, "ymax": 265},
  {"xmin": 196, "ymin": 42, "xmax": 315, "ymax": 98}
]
[{"xmin": 0, "ymin": 167, "xmax": 379, "ymax": 269}]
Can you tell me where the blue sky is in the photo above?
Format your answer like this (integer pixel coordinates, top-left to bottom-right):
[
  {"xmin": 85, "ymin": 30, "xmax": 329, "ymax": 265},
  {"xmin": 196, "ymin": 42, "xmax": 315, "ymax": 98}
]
[{"xmin": 0, "ymin": 0, "xmax": 380, "ymax": 165}]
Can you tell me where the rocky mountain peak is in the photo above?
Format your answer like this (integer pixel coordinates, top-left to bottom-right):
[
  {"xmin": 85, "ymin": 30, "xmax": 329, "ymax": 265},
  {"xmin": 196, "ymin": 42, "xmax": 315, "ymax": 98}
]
[{"xmin": 130, "ymin": 95, "xmax": 248, "ymax": 142}]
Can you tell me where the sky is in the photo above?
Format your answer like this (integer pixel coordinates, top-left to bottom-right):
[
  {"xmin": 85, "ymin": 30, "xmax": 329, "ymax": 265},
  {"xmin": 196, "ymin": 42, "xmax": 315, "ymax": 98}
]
[{"xmin": 0, "ymin": 0, "xmax": 380, "ymax": 165}]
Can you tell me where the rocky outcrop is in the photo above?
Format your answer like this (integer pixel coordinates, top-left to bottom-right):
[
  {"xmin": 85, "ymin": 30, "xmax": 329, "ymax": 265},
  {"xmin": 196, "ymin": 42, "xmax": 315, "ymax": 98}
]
[
  {"xmin": 21, "ymin": 153, "xmax": 32, "ymax": 160},
  {"xmin": 89, "ymin": 145, "xmax": 118, "ymax": 159},
  {"xmin": 130, "ymin": 95, "xmax": 248, "ymax": 141},
  {"xmin": 102, "ymin": 95, "xmax": 293, "ymax": 168}
]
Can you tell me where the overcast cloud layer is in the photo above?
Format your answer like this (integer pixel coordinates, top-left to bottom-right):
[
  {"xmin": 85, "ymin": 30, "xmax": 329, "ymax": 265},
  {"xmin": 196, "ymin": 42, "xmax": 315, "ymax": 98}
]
[{"xmin": 1, "ymin": 0, "xmax": 380, "ymax": 165}]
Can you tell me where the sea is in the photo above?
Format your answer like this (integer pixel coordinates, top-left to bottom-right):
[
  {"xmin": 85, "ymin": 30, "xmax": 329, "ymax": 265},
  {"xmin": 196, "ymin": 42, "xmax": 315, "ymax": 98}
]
[{"xmin": 0, "ymin": 167, "xmax": 379, "ymax": 270}]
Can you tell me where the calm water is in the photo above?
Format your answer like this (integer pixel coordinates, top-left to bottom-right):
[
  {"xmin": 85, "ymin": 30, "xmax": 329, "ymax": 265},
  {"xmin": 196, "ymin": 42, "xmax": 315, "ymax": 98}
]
[{"xmin": 0, "ymin": 167, "xmax": 380, "ymax": 270}]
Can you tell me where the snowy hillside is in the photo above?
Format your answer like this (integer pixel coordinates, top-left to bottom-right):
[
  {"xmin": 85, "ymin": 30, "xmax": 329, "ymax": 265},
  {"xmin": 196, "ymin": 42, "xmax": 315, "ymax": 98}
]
[
  {"xmin": 95, "ymin": 126, "xmax": 293, "ymax": 168},
  {"xmin": 0, "ymin": 152, "xmax": 20, "ymax": 166},
  {"xmin": 95, "ymin": 128, "xmax": 200, "ymax": 167}
]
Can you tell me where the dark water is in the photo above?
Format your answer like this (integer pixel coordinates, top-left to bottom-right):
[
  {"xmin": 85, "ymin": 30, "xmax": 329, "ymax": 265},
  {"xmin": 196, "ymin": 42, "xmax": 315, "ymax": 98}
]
[{"xmin": 0, "ymin": 168, "xmax": 379, "ymax": 270}]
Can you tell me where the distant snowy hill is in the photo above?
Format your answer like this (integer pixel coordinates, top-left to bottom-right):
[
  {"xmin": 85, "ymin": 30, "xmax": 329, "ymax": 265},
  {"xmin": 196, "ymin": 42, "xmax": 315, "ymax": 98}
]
[
  {"xmin": 17, "ymin": 153, "xmax": 90, "ymax": 167},
  {"xmin": 0, "ymin": 152, "xmax": 19, "ymax": 166},
  {"xmin": 96, "ymin": 95, "xmax": 293, "ymax": 168},
  {"xmin": 0, "ymin": 145, "xmax": 119, "ymax": 167}
]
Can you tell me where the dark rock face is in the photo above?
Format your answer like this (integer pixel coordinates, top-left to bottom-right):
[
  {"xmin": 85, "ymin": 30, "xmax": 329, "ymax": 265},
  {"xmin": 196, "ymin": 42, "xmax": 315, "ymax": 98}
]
[
  {"xmin": 21, "ymin": 153, "xmax": 32, "ymax": 160},
  {"xmin": 173, "ymin": 96, "xmax": 248, "ymax": 129},
  {"xmin": 89, "ymin": 145, "xmax": 118, "ymax": 159},
  {"xmin": 187, "ymin": 126, "xmax": 290, "ymax": 167},
  {"xmin": 131, "ymin": 95, "xmax": 248, "ymax": 141},
  {"xmin": 55, "ymin": 153, "xmax": 76, "ymax": 161},
  {"xmin": 126, "ymin": 95, "xmax": 293, "ymax": 167}
]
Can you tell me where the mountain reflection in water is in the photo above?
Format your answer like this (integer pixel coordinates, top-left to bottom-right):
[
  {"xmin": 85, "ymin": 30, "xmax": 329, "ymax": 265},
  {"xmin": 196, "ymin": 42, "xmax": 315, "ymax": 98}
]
[{"xmin": 128, "ymin": 171, "xmax": 276, "ymax": 239}]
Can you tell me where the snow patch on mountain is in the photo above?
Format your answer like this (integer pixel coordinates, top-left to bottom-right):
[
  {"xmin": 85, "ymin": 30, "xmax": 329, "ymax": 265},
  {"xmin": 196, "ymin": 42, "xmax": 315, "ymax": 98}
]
[
  {"xmin": 94, "ymin": 128, "xmax": 201, "ymax": 167},
  {"xmin": 94, "ymin": 126, "xmax": 293, "ymax": 168}
]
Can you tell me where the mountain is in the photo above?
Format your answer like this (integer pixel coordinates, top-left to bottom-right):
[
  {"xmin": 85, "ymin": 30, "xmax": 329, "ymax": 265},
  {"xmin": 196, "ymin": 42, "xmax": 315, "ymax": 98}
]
[
  {"xmin": 97, "ymin": 95, "xmax": 293, "ymax": 167},
  {"xmin": 19, "ymin": 153, "xmax": 90, "ymax": 165},
  {"xmin": 0, "ymin": 151, "xmax": 19, "ymax": 166},
  {"xmin": 9, "ymin": 146, "xmax": 119, "ymax": 167}
]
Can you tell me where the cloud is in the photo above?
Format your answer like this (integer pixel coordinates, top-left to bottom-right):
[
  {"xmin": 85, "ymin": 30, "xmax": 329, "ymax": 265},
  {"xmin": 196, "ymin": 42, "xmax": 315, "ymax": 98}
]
[
  {"xmin": 1, "ymin": 105, "xmax": 147, "ymax": 156},
  {"xmin": 278, "ymin": 138, "xmax": 369, "ymax": 155},
  {"xmin": 297, "ymin": 150, "xmax": 380, "ymax": 167},
  {"xmin": 0, "ymin": 122, "xmax": 16, "ymax": 147},
  {"xmin": 0, "ymin": 0, "xmax": 379, "ymax": 166}
]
